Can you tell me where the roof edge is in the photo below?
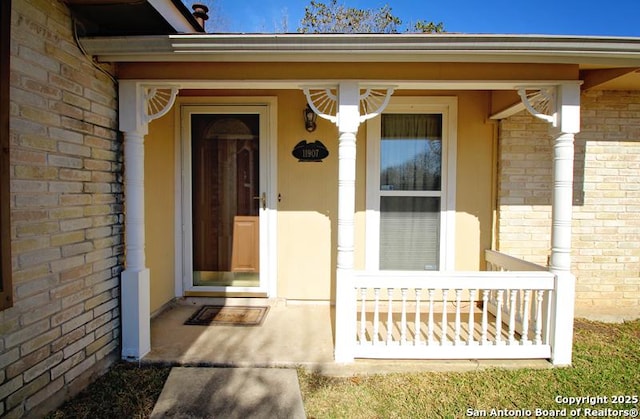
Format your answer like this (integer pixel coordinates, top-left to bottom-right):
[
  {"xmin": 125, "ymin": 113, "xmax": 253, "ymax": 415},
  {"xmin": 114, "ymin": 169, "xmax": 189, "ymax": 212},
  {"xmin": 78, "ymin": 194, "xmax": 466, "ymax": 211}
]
[
  {"xmin": 149, "ymin": 0, "xmax": 204, "ymax": 33},
  {"xmin": 80, "ymin": 33, "xmax": 640, "ymax": 66}
]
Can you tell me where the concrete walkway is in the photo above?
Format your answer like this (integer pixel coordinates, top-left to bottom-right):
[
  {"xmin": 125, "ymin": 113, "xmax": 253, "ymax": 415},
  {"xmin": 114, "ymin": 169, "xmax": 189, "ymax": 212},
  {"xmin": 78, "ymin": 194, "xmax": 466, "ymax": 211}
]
[{"xmin": 150, "ymin": 367, "xmax": 306, "ymax": 419}]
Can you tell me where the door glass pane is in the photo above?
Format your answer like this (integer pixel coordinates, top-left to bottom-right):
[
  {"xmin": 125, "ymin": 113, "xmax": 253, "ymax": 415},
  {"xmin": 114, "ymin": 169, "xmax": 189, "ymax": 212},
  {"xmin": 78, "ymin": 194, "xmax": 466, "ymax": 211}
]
[
  {"xmin": 380, "ymin": 114, "xmax": 442, "ymax": 191},
  {"xmin": 191, "ymin": 114, "xmax": 260, "ymax": 287},
  {"xmin": 379, "ymin": 197, "xmax": 440, "ymax": 271}
]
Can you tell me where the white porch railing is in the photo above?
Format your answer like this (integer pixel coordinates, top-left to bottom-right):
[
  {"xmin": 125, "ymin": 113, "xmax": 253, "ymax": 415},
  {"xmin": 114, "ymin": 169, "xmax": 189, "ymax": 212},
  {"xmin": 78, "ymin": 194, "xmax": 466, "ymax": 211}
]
[{"xmin": 350, "ymin": 252, "xmax": 555, "ymax": 360}]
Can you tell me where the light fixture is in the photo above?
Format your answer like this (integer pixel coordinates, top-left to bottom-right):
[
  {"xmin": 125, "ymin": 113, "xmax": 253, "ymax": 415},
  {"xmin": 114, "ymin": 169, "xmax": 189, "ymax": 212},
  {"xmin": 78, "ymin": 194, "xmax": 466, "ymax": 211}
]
[{"xmin": 303, "ymin": 105, "xmax": 317, "ymax": 132}]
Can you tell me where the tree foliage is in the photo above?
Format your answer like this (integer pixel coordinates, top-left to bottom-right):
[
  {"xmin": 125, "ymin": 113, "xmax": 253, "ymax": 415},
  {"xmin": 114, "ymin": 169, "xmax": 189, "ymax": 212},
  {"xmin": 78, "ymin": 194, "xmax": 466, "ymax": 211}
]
[
  {"xmin": 297, "ymin": 0, "xmax": 444, "ymax": 34},
  {"xmin": 413, "ymin": 20, "xmax": 445, "ymax": 34}
]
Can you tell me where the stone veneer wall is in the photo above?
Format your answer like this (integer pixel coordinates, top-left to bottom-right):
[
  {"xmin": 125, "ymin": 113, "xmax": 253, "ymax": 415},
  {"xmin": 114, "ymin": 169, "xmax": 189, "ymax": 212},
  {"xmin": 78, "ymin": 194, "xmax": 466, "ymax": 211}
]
[
  {"xmin": 0, "ymin": 0, "xmax": 122, "ymax": 417},
  {"xmin": 498, "ymin": 90, "xmax": 640, "ymax": 321}
]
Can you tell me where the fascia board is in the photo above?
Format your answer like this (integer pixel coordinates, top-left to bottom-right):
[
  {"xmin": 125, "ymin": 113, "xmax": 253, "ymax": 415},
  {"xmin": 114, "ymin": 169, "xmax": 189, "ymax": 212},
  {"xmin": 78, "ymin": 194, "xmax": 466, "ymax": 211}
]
[
  {"xmin": 80, "ymin": 34, "xmax": 640, "ymax": 66},
  {"xmin": 117, "ymin": 79, "xmax": 582, "ymax": 91}
]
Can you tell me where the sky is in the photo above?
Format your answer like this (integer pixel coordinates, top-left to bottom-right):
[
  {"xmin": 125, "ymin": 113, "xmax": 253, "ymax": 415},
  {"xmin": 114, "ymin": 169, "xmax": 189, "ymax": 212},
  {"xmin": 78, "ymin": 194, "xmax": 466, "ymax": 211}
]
[{"xmin": 196, "ymin": 0, "xmax": 640, "ymax": 36}]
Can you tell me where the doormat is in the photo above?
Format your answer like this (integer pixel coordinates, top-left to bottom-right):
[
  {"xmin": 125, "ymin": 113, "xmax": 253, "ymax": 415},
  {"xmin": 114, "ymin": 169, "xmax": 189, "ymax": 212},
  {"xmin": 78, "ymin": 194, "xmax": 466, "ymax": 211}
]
[{"xmin": 184, "ymin": 305, "xmax": 269, "ymax": 326}]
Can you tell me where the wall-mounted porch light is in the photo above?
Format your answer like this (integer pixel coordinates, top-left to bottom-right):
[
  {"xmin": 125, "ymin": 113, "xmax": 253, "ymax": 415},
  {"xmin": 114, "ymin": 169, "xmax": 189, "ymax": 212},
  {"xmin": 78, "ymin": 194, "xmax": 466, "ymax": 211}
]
[{"xmin": 304, "ymin": 105, "xmax": 317, "ymax": 132}]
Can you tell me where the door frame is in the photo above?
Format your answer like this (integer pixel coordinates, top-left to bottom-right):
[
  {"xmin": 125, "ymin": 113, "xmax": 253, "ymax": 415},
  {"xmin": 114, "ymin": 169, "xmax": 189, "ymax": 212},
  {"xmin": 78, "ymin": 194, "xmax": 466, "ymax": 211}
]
[{"xmin": 174, "ymin": 97, "xmax": 278, "ymax": 297}]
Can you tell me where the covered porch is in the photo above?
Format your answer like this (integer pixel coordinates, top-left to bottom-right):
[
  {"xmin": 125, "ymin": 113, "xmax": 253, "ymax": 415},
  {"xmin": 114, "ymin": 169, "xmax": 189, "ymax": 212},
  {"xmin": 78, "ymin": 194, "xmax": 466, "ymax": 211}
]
[
  {"xmin": 75, "ymin": 34, "xmax": 613, "ymax": 367},
  {"xmin": 118, "ymin": 81, "xmax": 577, "ymax": 365}
]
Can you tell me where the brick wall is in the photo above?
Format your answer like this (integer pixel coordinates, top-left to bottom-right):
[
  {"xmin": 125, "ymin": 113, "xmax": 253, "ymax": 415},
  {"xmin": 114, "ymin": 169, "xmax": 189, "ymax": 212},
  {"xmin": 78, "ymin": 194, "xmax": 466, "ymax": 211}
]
[
  {"xmin": 1, "ymin": 0, "xmax": 122, "ymax": 417},
  {"xmin": 498, "ymin": 90, "xmax": 640, "ymax": 321}
]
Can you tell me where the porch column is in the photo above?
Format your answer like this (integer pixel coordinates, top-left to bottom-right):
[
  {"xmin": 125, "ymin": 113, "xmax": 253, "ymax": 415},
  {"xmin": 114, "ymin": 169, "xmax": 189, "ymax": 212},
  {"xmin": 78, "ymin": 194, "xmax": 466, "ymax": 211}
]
[
  {"xmin": 334, "ymin": 82, "xmax": 360, "ymax": 363},
  {"xmin": 119, "ymin": 81, "xmax": 178, "ymax": 360},
  {"xmin": 303, "ymin": 83, "xmax": 394, "ymax": 363},
  {"xmin": 548, "ymin": 84, "xmax": 580, "ymax": 366}
]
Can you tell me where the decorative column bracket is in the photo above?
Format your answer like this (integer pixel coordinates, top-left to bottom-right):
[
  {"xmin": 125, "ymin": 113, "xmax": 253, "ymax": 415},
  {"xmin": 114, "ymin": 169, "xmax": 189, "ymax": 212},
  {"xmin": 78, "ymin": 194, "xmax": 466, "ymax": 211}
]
[
  {"xmin": 144, "ymin": 86, "xmax": 179, "ymax": 123},
  {"xmin": 517, "ymin": 87, "xmax": 556, "ymax": 125},
  {"xmin": 302, "ymin": 85, "xmax": 395, "ymax": 126}
]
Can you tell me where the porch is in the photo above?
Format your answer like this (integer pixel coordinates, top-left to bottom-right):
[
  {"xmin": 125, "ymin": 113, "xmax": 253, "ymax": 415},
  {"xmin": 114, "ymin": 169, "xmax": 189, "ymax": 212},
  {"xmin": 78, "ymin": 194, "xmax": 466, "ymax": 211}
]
[
  {"xmin": 142, "ymin": 251, "xmax": 556, "ymax": 372},
  {"xmin": 111, "ymin": 75, "xmax": 580, "ymax": 366},
  {"xmin": 144, "ymin": 297, "xmax": 552, "ymax": 375}
]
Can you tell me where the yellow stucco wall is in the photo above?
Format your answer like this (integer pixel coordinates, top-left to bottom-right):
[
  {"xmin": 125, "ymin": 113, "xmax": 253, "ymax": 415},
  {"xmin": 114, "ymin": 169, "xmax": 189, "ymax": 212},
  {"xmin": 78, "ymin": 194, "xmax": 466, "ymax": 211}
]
[
  {"xmin": 275, "ymin": 91, "xmax": 338, "ymax": 300},
  {"xmin": 146, "ymin": 111, "xmax": 177, "ymax": 313},
  {"xmin": 452, "ymin": 91, "xmax": 495, "ymax": 270},
  {"xmin": 145, "ymin": 88, "xmax": 496, "ymax": 310}
]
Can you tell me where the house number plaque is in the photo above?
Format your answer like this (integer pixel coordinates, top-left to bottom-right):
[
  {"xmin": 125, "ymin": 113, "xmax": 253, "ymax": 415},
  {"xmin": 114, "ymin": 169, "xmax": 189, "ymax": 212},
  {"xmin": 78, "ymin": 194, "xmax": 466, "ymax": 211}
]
[{"xmin": 292, "ymin": 140, "xmax": 329, "ymax": 162}]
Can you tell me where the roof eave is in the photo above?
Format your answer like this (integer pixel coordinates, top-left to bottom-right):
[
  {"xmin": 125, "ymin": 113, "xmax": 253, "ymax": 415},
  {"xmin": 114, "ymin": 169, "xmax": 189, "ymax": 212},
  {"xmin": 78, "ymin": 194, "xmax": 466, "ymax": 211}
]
[{"xmin": 80, "ymin": 33, "xmax": 640, "ymax": 67}]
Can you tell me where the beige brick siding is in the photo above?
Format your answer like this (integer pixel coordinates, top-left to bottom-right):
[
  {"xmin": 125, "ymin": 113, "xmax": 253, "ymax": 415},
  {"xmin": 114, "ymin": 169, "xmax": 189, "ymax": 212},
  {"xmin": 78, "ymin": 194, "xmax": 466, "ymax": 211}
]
[
  {"xmin": 1, "ymin": 0, "xmax": 121, "ymax": 417},
  {"xmin": 498, "ymin": 90, "xmax": 640, "ymax": 321}
]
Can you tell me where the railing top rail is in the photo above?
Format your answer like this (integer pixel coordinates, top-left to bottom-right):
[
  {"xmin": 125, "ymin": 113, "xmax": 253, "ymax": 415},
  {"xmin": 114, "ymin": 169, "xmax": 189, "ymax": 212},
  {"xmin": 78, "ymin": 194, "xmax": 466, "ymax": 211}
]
[
  {"xmin": 353, "ymin": 270, "xmax": 555, "ymax": 290},
  {"xmin": 485, "ymin": 250, "xmax": 548, "ymax": 272}
]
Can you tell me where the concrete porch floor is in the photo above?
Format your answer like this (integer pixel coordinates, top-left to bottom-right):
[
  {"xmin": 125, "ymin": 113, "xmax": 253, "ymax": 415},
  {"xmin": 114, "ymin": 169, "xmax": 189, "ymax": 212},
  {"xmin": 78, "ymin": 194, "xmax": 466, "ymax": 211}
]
[{"xmin": 143, "ymin": 298, "xmax": 553, "ymax": 376}]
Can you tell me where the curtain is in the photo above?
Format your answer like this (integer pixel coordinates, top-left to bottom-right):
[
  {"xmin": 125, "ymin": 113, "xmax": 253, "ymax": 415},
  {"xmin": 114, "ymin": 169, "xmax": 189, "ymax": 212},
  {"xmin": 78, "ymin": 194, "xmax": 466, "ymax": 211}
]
[{"xmin": 380, "ymin": 114, "xmax": 442, "ymax": 191}]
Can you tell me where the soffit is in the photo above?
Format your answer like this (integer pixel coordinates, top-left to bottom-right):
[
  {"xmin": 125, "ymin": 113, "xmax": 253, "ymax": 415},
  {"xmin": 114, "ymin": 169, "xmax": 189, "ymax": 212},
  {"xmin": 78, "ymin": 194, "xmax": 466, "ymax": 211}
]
[{"xmin": 585, "ymin": 69, "xmax": 640, "ymax": 90}]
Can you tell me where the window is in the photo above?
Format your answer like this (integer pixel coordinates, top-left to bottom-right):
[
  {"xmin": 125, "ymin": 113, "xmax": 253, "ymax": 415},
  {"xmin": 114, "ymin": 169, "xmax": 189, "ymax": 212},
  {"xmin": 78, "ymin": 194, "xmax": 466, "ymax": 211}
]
[
  {"xmin": 0, "ymin": 0, "xmax": 12, "ymax": 310},
  {"xmin": 366, "ymin": 97, "xmax": 457, "ymax": 271}
]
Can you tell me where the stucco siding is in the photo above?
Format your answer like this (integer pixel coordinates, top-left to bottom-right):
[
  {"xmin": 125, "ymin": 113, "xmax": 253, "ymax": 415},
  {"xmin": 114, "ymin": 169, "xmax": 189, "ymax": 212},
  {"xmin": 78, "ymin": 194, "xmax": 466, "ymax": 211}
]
[{"xmin": 145, "ymin": 90, "xmax": 495, "ymax": 303}]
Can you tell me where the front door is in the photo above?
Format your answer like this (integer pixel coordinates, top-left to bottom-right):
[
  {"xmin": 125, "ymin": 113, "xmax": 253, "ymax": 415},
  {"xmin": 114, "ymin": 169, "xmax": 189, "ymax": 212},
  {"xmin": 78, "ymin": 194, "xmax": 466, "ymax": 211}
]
[{"xmin": 181, "ymin": 104, "xmax": 273, "ymax": 294}]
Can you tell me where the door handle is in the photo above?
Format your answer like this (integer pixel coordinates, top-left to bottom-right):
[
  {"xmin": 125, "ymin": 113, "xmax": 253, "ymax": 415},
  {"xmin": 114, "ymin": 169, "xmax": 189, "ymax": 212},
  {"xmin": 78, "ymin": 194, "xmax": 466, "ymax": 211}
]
[{"xmin": 253, "ymin": 193, "xmax": 266, "ymax": 210}]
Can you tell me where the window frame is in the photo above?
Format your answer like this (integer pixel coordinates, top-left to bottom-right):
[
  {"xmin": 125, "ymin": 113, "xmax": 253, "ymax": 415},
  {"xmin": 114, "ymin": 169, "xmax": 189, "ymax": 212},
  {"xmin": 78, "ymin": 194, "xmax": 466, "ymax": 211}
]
[
  {"xmin": 365, "ymin": 97, "xmax": 458, "ymax": 272},
  {"xmin": 0, "ymin": 0, "xmax": 12, "ymax": 310}
]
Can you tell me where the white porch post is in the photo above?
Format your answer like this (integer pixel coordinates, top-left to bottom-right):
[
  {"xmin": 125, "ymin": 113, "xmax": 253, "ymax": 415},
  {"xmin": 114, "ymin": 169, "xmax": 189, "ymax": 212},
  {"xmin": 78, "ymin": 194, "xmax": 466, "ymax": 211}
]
[
  {"xmin": 517, "ymin": 83, "xmax": 580, "ymax": 365},
  {"xmin": 334, "ymin": 82, "xmax": 360, "ymax": 363},
  {"xmin": 548, "ymin": 84, "xmax": 580, "ymax": 366},
  {"xmin": 119, "ymin": 81, "xmax": 178, "ymax": 360},
  {"xmin": 303, "ymin": 83, "xmax": 393, "ymax": 363}
]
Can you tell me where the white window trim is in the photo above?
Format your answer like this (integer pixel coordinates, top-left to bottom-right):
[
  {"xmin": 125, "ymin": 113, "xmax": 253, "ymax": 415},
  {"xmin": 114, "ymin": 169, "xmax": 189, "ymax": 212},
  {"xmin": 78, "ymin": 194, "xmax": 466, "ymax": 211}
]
[
  {"xmin": 365, "ymin": 96, "xmax": 457, "ymax": 271},
  {"xmin": 173, "ymin": 97, "xmax": 278, "ymax": 297}
]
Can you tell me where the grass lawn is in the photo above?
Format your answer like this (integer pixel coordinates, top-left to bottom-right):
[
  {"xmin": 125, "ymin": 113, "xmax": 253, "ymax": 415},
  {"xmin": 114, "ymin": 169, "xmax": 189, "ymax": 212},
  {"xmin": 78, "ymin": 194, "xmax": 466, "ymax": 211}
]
[{"xmin": 47, "ymin": 319, "xmax": 640, "ymax": 418}]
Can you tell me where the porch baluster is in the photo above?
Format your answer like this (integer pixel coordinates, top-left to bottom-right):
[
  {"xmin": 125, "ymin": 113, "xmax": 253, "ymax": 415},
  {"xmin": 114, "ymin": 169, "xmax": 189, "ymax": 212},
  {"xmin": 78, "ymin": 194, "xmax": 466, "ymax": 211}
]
[
  {"xmin": 400, "ymin": 288, "xmax": 408, "ymax": 345},
  {"xmin": 495, "ymin": 290, "xmax": 504, "ymax": 345},
  {"xmin": 373, "ymin": 288, "xmax": 380, "ymax": 345},
  {"xmin": 359, "ymin": 287, "xmax": 367, "ymax": 344},
  {"xmin": 386, "ymin": 288, "xmax": 393, "ymax": 345},
  {"xmin": 516, "ymin": 289, "xmax": 523, "ymax": 324},
  {"xmin": 454, "ymin": 289, "xmax": 463, "ymax": 345},
  {"xmin": 521, "ymin": 289, "xmax": 532, "ymax": 345},
  {"xmin": 535, "ymin": 289, "xmax": 544, "ymax": 345},
  {"xmin": 508, "ymin": 289, "xmax": 517, "ymax": 345},
  {"xmin": 415, "ymin": 288, "xmax": 422, "ymax": 345},
  {"xmin": 481, "ymin": 289, "xmax": 489, "ymax": 345},
  {"xmin": 441, "ymin": 289, "xmax": 449, "ymax": 345},
  {"xmin": 468, "ymin": 289, "xmax": 477, "ymax": 345},
  {"xmin": 427, "ymin": 288, "xmax": 435, "ymax": 345}
]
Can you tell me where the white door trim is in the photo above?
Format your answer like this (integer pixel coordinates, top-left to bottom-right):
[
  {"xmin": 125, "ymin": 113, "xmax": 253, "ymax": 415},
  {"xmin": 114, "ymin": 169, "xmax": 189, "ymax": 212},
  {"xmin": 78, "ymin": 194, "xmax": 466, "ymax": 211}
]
[
  {"xmin": 365, "ymin": 96, "xmax": 457, "ymax": 271},
  {"xmin": 174, "ymin": 97, "xmax": 278, "ymax": 296}
]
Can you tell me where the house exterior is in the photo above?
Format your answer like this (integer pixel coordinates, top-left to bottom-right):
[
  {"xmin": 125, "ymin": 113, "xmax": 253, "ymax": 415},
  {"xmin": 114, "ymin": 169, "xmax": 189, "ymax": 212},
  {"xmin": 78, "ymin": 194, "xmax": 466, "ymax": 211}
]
[{"xmin": 1, "ymin": 0, "xmax": 639, "ymax": 416}]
